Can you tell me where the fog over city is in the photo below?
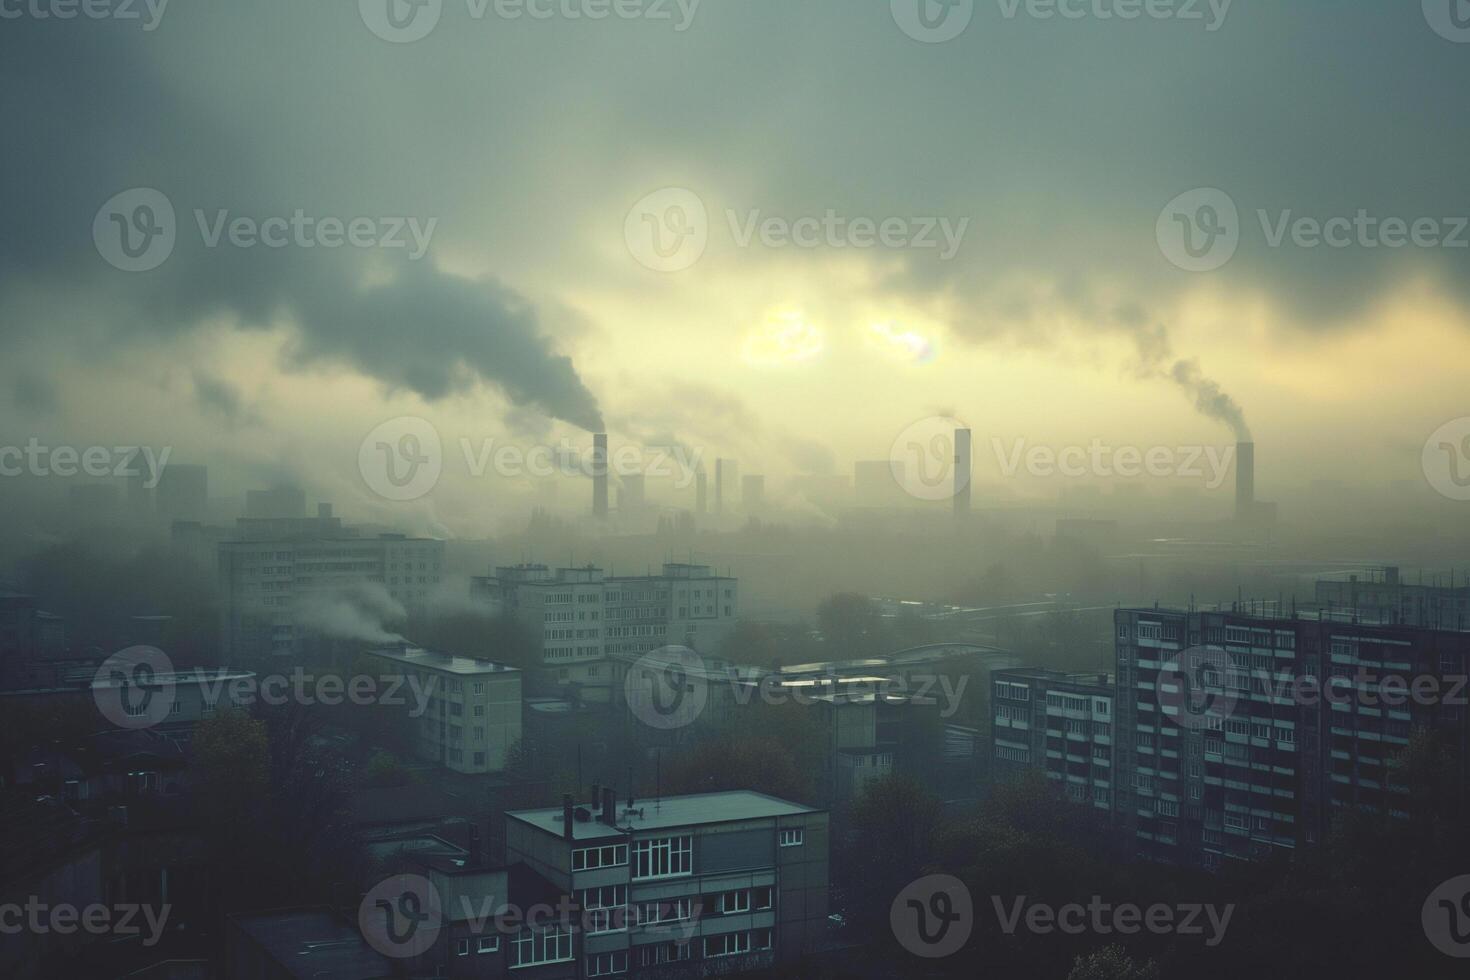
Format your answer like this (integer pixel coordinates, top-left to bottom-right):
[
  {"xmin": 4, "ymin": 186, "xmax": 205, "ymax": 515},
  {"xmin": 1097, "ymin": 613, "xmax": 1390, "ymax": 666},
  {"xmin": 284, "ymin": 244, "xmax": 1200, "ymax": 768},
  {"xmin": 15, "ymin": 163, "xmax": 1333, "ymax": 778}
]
[{"xmin": 3, "ymin": 2, "xmax": 1470, "ymax": 979}]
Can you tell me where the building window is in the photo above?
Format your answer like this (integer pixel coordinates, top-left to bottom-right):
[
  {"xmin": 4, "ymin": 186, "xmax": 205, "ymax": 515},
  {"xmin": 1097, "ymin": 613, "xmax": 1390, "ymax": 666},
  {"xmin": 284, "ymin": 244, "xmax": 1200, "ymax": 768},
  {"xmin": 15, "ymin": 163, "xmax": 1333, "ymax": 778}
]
[
  {"xmin": 636, "ymin": 898, "xmax": 693, "ymax": 925},
  {"xmin": 635, "ymin": 942, "xmax": 692, "ymax": 966},
  {"xmin": 582, "ymin": 885, "xmax": 628, "ymax": 934},
  {"xmin": 478, "ymin": 936, "xmax": 500, "ymax": 953},
  {"xmin": 457, "ymin": 939, "xmax": 470, "ymax": 956},
  {"xmin": 754, "ymin": 886, "xmax": 773, "ymax": 910},
  {"xmin": 718, "ymin": 890, "xmax": 751, "ymax": 915},
  {"xmin": 778, "ymin": 828, "xmax": 804, "ymax": 848},
  {"xmin": 632, "ymin": 835, "xmax": 692, "ymax": 879},
  {"xmin": 586, "ymin": 951, "xmax": 628, "ymax": 976},
  {"xmin": 511, "ymin": 925, "xmax": 573, "ymax": 969},
  {"xmin": 572, "ymin": 844, "xmax": 628, "ymax": 871},
  {"xmin": 703, "ymin": 931, "xmax": 753, "ymax": 959}
]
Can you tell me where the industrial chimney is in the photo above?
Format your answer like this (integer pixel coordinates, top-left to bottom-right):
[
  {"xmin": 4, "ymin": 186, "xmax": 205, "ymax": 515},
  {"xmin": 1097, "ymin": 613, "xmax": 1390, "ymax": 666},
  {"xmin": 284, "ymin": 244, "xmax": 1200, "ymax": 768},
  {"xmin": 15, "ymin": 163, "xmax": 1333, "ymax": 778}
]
[
  {"xmin": 1235, "ymin": 442, "xmax": 1255, "ymax": 520},
  {"xmin": 592, "ymin": 434, "xmax": 609, "ymax": 518},
  {"xmin": 953, "ymin": 428, "xmax": 972, "ymax": 519}
]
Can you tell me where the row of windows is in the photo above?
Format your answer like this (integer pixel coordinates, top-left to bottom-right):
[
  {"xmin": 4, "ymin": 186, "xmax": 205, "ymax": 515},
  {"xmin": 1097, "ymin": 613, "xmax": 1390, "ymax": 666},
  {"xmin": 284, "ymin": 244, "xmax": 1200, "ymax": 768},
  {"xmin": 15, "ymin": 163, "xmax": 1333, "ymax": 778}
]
[
  {"xmin": 633, "ymin": 836, "xmax": 693, "ymax": 879},
  {"xmin": 512, "ymin": 926, "xmax": 573, "ymax": 968},
  {"xmin": 572, "ymin": 843, "xmax": 628, "ymax": 871},
  {"xmin": 704, "ymin": 928, "xmax": 773, "ymax": 958}
]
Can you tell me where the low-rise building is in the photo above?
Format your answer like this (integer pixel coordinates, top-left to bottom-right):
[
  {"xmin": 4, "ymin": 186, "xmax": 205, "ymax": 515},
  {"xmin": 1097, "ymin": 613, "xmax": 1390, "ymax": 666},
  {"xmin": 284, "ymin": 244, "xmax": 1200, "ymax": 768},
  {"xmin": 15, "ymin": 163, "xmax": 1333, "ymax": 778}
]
[
  {"xmin": 472, "ymin": 563, "xmax": 739, "ymax": 701},
  {"xmin": 505, "ymin": 789, "xmax": 830, "ymax": 976},
  {"xmin": 366, "ymin": 647, "xmax": 522, "ymax": 776},
  {"xmin": 220, "ymin": 531, "xmax": 444, "ymax": 660}
]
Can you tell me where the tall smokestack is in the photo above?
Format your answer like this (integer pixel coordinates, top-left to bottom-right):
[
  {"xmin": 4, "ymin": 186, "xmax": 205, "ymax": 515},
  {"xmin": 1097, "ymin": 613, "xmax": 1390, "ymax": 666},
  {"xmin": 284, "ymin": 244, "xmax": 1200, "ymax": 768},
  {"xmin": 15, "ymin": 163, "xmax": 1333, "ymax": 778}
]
[
  {"xmin": 953, "ymin": 428, "xmax": 972, "ymax": 519},
  {"xmin": 1235, "ymin": 442, "xmax": 1255, "ymax": 520},
  {"xmin": 592, "ymin": 434, "xmax": 609, "ymax": 519},
  {"xmin": 695, "ymin": 470, "xmax": 707, "ymax": 515}
]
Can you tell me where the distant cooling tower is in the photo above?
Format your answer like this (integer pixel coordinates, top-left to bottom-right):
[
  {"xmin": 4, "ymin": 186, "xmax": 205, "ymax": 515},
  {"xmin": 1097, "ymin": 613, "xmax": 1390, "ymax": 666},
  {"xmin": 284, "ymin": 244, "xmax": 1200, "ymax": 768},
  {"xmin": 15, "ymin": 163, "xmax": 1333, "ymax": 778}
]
[
  {"xmin": 592, "ymin": 433, "xmax": 609, "ymax": 518},
  {"xmin": 1236, "ymin": 441, "xmax": 1255, "ymax": 519}
]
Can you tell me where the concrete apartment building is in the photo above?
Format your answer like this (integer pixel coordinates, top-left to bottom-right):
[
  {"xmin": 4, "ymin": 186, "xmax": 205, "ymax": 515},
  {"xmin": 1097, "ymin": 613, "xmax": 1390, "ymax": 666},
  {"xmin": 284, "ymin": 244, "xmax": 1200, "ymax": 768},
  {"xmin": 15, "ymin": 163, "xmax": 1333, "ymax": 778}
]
[
  {"xmin": 220, "ymin": 530, "xmax": 443, "ymax": 660},
  {"xmin": 366, "ymin": 647, "xmax": 522, "ymax": 775},
  {"xmin": 991, "ymin": 667, "xmax": 1116, "ymax": 815},
  {"xmin": 505, "ymin": 790, "xmax": 829, "ymax": 977},
  {"xmin": 1112, "ymin": 607, "xmax": 1470, "ymax": 869},
  {"xmin": 226, "ymin": 789, "xmax": 828, "ymax": 980},
  {"xmin": 471, "ymin": 564, "xmax": 738, "ymax": 701},
  {"xmin": 1315, "ymin": 565, "xmax": 1470, "ymax": 631}
]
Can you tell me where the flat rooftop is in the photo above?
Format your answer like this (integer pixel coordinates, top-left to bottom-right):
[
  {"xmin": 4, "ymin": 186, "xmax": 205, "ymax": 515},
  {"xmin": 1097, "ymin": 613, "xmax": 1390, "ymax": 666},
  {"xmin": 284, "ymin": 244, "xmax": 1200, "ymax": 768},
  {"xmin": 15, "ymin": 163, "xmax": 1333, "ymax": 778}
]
[
  {"xmin": 231, "ymin": 910, "xmax": 393, "ymax": 979},
  {"xmin": 369, "ymin": 646, "xmax": 520, "ymax": 675},
  {"xmin": 508, "ymin": 790, "xmax": 818, "ymax": 840}
]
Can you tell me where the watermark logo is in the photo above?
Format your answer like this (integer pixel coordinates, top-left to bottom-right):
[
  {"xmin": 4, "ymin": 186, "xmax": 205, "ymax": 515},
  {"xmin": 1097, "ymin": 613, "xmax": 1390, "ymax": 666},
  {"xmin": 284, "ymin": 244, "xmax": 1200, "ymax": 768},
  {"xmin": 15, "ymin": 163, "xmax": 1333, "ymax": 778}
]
[
  {"xmin": 890, "ymin": 416, "xmax": 970, "ymax": 502},
  {"xmin": 891, "ymin": 875, "xmax": 973, "ymax": 958},
  {"xmin": 360, "ymin": 874, "xmax": 444, "ymax": 958},
  {"xmin": 1424, "ymin": 0, "xmax": 1470, "ymax": 43},
  {"xmin": 993, "ymin": 895, "xmax": 1233, "ymax": 946},
  {"xmin": 625, "ymin": 189, "xmax": 969, "ymax": 271},
  {"xmin": 0, "ymin": 441, "xmax": 170, "ymax": 484},
  {"xmin": 360, "ymin": 417, "xmax": 444, "ymax": 502},
  {"xmin": 0, "ymin": 0, "xmax": 169, "ymax": 30},
  {"xmin": 360, "ymin": 0, "xmax": 443, "ymax": 42},
  {"xmin": 626, "ymin": 187, "xmax": 709, "ymax": 272},
  {"xmin": 94, "ymin": 188, "xmax": 176, "ymax": 273},
  {"xmin": 996, "ymin": 0, "xmax": 1232, "ymax": 30},
  {"xmin": 1156, "ymin": 646, "xmax": 1237, "ymax": 730},
  {"xmin": 624, "ymin": 645, "xmax": 709, "ymax": 730},
  {"xmin": 991, "ymin": 437, "xmax": 1233, "ymax": 488},
  {"xmin": 95, "ymin": 189, "xmax": 437, "ymax": 271},
  {"xmin": 1423, "ymin": 417, "xmax": 1470, "ymax": 502},
  {"xmin": 1424, "ymin": 875, "xmax": 1470, "ymax": 957},
  {"xmin": 1157, "ymin": 188, "xmax": 1239, "ymax": 272},
  {"xmin": 0, "ymin": 899, "xmax": 171, "ymax": 946},
  {"xmin": 892, "ymin": 0, "xmax": 974, "ymax": 43},
  {"xmin": 93, "ymin": 646, "xmax": 176, "ymax": 730}
]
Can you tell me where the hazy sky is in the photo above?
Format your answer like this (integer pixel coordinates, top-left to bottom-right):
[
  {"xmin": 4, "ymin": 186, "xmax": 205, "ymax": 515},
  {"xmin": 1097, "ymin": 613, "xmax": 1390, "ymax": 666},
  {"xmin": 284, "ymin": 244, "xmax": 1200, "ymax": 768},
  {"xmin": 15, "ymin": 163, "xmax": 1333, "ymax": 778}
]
[{"xmin": 3, "ymin": 0, "xmax": 1469, "ymax": 529}]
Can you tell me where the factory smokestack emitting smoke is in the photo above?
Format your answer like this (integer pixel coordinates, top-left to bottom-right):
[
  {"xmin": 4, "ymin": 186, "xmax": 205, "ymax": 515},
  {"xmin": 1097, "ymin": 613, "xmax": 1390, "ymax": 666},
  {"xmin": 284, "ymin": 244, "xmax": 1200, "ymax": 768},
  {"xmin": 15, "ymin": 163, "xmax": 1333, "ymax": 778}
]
[
  {"xmin": 1236, "ymin": 441, "xmax": 1255, "ymax": 521},
  {"xmin": 592, "ymin": 433, "xmax": 608, "ymax": 518}
]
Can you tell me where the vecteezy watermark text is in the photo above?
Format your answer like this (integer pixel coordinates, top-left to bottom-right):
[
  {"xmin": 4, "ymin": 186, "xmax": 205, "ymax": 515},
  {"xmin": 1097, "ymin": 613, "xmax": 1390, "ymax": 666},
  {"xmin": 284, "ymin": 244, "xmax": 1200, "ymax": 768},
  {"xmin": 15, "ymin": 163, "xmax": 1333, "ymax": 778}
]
[
  {"xmin": 624, "ymin": 187, "xmax": 969, "ymax": 272},
  {"xmin": 0, "ymin": 899, "xmax": 171, "ymax": 947},
  {"xmin": 991, "ymin": 438, "xmax": 1234, "ymax": 488},
  {"xmin": 93, "ymin": 646, "xmax": 440, "ymax": 730},
  {"xmin": 0, "ymin": 440, "xmax": 170, "ymax": 485},
  {"xmin": 359, "ymin": 874, "xmax": 702, "ymax": 959},
  {"xmin": 93, "ymin": 188, "xmax": 437, "ymax": 272},
  {"xmin": 359, "ymin": 0, "xmax": 701, "ymax": 44},
  {"xmin": 359, "ymin": 416, "xmax": 705, "ymax": 503},
  {"xmin": 624, "ymin": 646, "xmax": 970, "ymax": 731},
  {"xmin": 992, "ymin": 895, "xmax": 1234, "ymax": 946},
  {"xmin": 0, "ymin": 0, "xmax": 168, "ymax": 30},
  {"xmin": 1158, "ymin": 187, "xmax": 1470, "ymax": 273},
  {"xmin": 1156, "ymin": 645, "xmax": 1470, "ymax": 732},
  {"xmin": 891, "ymin": 0, "xmax": 1232, "ymax": 44}
]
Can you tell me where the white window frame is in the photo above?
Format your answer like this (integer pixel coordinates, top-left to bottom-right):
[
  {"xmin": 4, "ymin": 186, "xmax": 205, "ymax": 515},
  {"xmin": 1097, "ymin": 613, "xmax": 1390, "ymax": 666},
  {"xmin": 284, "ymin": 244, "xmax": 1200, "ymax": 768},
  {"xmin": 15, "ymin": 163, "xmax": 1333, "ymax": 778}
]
[
  {"xmin": 632, "ymin": 835, "xmax": 692, "ymax": 880},
  {"xmin": 511, "ymin": 925, "xmax": 573, "ymax": 970},
  {"xmin": 778, "ymin": 828, "xmax": 804, "ymax": 848}
]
